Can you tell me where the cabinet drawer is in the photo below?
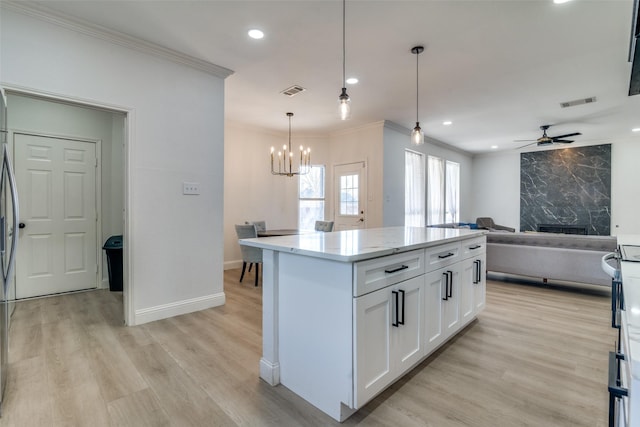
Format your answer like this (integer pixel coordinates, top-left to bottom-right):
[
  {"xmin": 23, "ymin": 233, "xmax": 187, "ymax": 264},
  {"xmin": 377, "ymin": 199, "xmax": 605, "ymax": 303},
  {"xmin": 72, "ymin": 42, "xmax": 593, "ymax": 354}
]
[
  {"xmin": 354, "ymin": 250, "xmax": 425, "ymax": 297},
  {"xmin": 424, "ymin": 242, "xmax": 461, "ymax": 272},
  {"xmin": 461, "ymin": 236, "xmax": 486, "ymax": 259}
]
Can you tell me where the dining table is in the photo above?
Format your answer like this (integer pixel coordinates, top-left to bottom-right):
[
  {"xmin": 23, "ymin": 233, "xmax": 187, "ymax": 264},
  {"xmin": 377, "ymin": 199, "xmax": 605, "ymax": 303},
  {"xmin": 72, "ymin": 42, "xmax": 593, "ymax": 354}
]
[{"xmin": 257, "ymin": 229, "xmax": 305, "ymax": 237}]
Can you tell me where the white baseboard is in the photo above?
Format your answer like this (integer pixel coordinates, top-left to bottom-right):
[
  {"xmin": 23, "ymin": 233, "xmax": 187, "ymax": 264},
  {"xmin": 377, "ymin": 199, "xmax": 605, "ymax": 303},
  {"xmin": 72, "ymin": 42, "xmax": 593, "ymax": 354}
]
[
  {"xmin": 224, "ymin": 260, "xmax": 243, "ymax": 270},
  {"xmin": 100, "ymin": 278, "xmax": 109, "ymax": 289},
  {"xmin": 133, "ymin": 292, "xmax": 226, "ymax": 325}
]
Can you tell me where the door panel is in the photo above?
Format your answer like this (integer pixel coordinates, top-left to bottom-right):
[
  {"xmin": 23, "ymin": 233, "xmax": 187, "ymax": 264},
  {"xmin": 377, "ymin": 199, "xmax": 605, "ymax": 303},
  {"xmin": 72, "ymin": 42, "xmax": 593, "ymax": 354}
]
[
  {"xmin": 334, "ymin": 162, "xmax": 366, "ymax": 231},
  {"xmin": 15, "ymin": 133, "xmax": 98, "ymax": 299},
  {"xmin": 394, "ymin": 277, "xmax": 423, "ymax": 371}
]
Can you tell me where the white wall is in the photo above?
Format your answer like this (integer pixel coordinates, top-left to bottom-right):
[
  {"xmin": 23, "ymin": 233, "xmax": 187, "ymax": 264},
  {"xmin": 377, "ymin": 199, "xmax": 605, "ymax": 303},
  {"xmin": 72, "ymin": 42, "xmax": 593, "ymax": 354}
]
[
  {"xmin": 382, "ymin": 122, "xmax": 474, "ymax": 226},
  {"xmin": 1, "ymin": 6, "xmax": 229, "ymax": 324},
  {"xmin": 328, "ymin": 122, "xmax": 385, "ymax": 227},
  {"xmin": 471, "ymin": 141, "xmax": 640, "ymax": 235},
  {"xmin": 6, "ymin": 93, "xmax": 124, "ymax": 285},
  {"xmin": 469, "ymin": 150, "xmax": 521, "ymax": 230},
  {"xmin": 224, "ymin": 121, "xmax": 330, "ymax": 267},
  {"xmin": 610, "ymin": 140, "xmax": 640, "ymax": 235}
]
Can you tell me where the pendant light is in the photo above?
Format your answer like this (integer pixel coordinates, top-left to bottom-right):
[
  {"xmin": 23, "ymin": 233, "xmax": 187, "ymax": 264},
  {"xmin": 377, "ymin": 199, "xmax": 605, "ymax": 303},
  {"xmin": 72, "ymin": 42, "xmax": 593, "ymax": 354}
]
[
  {"xmin": 338, "ymin": 0, "xmax": 351, "ymax": 120},
  {"xmin": 270, "ymin": 113, "xmax": 311, "ymax": 177},
  {"xmin": 410, "ymin": 46, "xmax": 425, "ymax": 146}
]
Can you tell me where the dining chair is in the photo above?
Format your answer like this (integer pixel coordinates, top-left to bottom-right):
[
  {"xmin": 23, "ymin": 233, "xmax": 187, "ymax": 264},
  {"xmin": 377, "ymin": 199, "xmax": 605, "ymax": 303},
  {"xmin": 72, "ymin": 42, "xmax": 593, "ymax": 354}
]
[
  {"xmin": 314, "ymin": 220, "xmax": 334, "ymax": 232},
  {"xmin": 245, "ymin": 220, "xmax": 266, "ymax": 232},
  {"xmin": 235, "ymin": 224, "xmax": 262, "ymax": 286}
]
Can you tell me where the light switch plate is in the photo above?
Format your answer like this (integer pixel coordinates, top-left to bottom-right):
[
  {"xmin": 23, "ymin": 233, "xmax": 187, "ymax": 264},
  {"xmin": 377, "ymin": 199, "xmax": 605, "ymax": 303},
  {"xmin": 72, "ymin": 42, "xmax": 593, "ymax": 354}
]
[{"xmin": 183, "ymin": 182, "xmax": 200, "ymax": 195}]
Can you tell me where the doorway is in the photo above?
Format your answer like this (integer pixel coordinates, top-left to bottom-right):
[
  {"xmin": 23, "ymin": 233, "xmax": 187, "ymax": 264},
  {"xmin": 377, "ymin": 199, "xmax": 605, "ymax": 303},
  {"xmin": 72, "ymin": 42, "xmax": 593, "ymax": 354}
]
[
  {"xmin": 6, "ymin": 93, "xmax": 125, "ymax": 305},
  {"xmin": 333, "ymin": 161, "xmax": 367, "ymax": 231}
]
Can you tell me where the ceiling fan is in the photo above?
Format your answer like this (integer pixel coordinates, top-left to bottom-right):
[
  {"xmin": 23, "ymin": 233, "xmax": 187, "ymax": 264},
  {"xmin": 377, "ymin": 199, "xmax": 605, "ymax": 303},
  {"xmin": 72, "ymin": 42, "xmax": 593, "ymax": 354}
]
[{"xmin": 515, "ymin": 125, "xmax": 582, "ymax": 149}]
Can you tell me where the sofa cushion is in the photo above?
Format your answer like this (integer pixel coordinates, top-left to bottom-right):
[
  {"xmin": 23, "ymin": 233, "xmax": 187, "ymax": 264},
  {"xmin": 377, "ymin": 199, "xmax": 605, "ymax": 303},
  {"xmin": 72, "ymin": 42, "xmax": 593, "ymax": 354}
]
[{"xmin": 486, "ymin": 232, "xmax": 617, "ymax": 252}]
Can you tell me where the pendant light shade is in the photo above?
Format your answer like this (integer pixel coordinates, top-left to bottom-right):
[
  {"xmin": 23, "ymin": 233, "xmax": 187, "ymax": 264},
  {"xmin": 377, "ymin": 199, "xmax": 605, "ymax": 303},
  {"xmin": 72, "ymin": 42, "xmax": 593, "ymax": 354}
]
[
  {"xmin": 411, "ymin": 46, "xmax": 425, "ymax": 146},
  {"xmin": 411, "ymin": 123, "xmax": 424, "ymax": 146},
  {"xmin": 339, "ymin": 87, "xmax": 351, "ymax": 121},
  {"xmin": 338, "ymin": 0, "xmax": 351, "ymax": 120}
]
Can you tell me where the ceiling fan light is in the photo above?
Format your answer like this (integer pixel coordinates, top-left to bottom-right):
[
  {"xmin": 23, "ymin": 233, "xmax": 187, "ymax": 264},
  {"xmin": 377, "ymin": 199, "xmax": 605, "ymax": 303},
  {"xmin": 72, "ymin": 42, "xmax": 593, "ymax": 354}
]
[{"xmin": 411, "ymin": 123, "xmax": 424, "ymax": 146}]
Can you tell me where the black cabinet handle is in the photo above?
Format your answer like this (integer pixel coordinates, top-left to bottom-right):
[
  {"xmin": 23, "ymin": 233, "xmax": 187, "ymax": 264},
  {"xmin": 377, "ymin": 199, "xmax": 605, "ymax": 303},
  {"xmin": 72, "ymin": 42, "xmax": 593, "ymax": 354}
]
[
  {"xmin": 612, "ymin": 279, "xmax": 619, "ymax": 329},
  {"xmin": 608, "ymin": 351, "xmax": 628, "ymax": 427},
  {"xmin": 612, "ymin": 279, "xmax": 624, "ymax": 329},
  {"xmin": 385, "ymin": 265, "xmax": 409, "ymax": 274},
  {"xmin": 392, "ymin": 290, "xmax": 399, "ymax": 327},
  {"xmin": 398, "ymin": 289, "xmax": 405, "ymax": 326},
  {"xmin": 438, "ymin": 252, "xmax": 454, "ymax": 259},
  {"xmin": 469, "ymin": 245, "xmax": 481, "ymax": 250},
  {"xmin": 473, "ymin": 260, "xmax": 482, "ymax": 284},
  {"xmin": 442, "ymin": 272, "xmax": 449, "ymax": 301},
  {"xmin": 447, "ymin": 271, "xmax": 453, "ymax": 298},
  {"xmin": 18, "ymin": 222, "xmax": 26, "ymax": 229}
]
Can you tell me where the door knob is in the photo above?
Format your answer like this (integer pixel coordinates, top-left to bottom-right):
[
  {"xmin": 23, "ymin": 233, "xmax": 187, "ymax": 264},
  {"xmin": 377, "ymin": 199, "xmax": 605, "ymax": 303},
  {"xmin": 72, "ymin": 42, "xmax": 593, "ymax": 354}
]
[{"xmin": 18, "ymin": 222, "xmax": 25, "ymax": 229}]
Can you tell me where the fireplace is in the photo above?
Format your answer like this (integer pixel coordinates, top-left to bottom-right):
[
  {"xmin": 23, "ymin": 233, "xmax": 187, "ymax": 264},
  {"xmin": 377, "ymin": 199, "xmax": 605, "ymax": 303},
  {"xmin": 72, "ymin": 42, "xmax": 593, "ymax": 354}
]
[{"xmin": 537, "ymin": 224, "xmax": 587, "ymax": 235}]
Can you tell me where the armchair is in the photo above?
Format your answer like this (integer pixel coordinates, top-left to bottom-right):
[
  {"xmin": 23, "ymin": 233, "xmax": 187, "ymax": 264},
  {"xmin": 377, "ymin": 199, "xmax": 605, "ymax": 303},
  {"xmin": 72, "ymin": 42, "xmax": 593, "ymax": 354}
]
[{"xmin": 476, "ymin": 217, "xmax": 515, "ymax": 233}]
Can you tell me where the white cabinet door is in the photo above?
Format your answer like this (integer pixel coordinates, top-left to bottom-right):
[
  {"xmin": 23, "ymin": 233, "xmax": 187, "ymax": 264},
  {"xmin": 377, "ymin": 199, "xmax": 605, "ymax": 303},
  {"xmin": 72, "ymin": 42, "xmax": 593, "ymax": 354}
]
[
  {"xmin": 354, "ymin": 275, "xmax": 424, "ymax": 407},
  {"xmin": 473, "ymin": 253, "xmax": 487, "ymax": 313},
  {"xmin": 424, "ymin": 268, "xmax": 445, "ymax": 356},
  {"xmin": 442, "ymin": 265, "xmax": 461, "ymax": 335},
  {"xmin": 393, "ymin": 276, "xmax": 423, "ymax": 374},
  {"xmin": 354, "ymin": 286, "xmax": 393, "ymax": 407},
  {"xmin": 460, "ymin": 258, "xmax": 477, "ymax": 324}
]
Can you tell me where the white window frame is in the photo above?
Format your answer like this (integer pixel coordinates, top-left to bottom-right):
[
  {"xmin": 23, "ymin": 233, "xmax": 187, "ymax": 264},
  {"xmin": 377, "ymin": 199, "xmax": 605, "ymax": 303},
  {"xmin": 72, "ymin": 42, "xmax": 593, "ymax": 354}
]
[
  {"xmin": 427, "ymin": 156, "xmax": 460, "ymax": 225},
  {"xmin": 298, "ymin": 165, "xmax": 326, "ymax": 231},
  {"xmin": 405, "ymin": 149, "xmax": 425, "ymax": 227}
]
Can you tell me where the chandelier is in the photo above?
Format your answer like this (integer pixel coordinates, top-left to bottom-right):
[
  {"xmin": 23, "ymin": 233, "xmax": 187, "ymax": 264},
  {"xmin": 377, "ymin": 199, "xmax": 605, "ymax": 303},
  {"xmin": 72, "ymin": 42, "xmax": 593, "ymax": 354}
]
[{"xmin": 270, "ymin": 112, "xmax": 311, "ymax": 177}]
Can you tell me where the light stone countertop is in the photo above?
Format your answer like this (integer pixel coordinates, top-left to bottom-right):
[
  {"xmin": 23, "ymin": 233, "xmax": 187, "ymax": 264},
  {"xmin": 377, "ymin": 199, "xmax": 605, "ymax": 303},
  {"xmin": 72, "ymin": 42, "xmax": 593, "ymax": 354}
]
[
  {"xmin": 240, "ymin": 226, "xmax": 487, "ymax": 263},
  {"xmin": 619, "ymin": 235, "xmax": 640, "ymax": 381}
]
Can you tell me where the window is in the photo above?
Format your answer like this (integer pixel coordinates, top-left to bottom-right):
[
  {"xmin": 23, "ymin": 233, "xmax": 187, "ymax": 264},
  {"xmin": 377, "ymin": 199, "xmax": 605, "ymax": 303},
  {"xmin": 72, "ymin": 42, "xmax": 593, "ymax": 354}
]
[
  {"xmin": 299, "ymin": 165, "xmax": 325, "ymax": 231},
  {"xmin": 427, "ymin": 156, "xmax": 459, "ymax": 225},
  {"xmin": 405, "ymin": 150, "xmax": 425, "ymax": 226},
  {"xmin": 339, "ymin": 174, "xmax": 359, "ymax": 216}
]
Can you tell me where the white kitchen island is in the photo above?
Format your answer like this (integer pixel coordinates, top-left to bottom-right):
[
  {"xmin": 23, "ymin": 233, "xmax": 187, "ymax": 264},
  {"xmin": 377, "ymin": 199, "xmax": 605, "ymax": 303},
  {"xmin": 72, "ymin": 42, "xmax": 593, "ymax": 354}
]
[{"xmin": 240, "ymin": 226, "xmax": 487, "ymax": 422}]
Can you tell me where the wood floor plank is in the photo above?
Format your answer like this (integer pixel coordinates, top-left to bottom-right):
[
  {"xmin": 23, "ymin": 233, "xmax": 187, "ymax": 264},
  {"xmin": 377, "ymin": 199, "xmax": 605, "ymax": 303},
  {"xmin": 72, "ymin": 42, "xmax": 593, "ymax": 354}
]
[{"xmin": 2, "ymin": 272, "xmax": 616, "ymax": 426}]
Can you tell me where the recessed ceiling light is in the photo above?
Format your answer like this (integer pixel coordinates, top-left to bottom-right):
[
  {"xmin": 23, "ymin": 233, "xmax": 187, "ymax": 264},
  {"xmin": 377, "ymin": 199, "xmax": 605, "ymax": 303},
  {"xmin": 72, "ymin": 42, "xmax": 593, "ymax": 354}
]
[
  {"xmin": 491, "ymin": 145, "xmax": 498, "ymax": 149},
  {"xmin": 633, "ymin": 128, "xmax": 640, "ymax": 132},
  {"xmin": 553, "ymin": 0, "xmax": 572, "ymax": 3},
  {"xmin": 442, "ymin": 121, "xmax": 452, "ymax": 126},
  {"xmin": 248, "ymin": 29, "xmax": 264, "ymax": 39},
  {"xmin": 346, "ymin": 77, "xmax": 358, "ymax": 84}
]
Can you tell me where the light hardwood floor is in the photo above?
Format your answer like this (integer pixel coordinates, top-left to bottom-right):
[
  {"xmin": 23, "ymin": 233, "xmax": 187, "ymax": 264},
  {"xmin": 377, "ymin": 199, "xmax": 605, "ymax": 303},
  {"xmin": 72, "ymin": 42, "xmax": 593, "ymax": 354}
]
[{"xmin": 1, "ymin": 271, "xmax": 616, "ymax": 426}]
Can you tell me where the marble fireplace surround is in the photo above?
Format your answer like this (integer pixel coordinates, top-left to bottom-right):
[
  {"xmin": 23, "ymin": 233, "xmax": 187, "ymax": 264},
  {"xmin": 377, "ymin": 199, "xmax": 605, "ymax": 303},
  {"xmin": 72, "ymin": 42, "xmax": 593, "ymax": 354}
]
[{"xmin": 520, "ymin": 144, "xmax": 611, "ymax": 236}]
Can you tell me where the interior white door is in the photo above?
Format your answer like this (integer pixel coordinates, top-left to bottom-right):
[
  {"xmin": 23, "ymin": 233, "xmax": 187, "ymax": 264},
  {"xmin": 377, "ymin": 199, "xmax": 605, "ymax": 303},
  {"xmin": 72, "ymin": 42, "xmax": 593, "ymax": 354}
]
[
  {"xmin": 333, "ymin": 162, "xmax": 366, "ymax": 231},
  {"xmin": 14, "ymin": 133, "xmax": 98, "ymax": 299}
]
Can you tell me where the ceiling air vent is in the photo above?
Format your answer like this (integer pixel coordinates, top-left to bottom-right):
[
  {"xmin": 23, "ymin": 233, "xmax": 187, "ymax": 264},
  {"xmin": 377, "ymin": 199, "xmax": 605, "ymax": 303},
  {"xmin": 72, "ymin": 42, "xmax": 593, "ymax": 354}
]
[
  {"xmin": 560, "ymin": 96, "xmax": 597, "ymax": 108},
  {"xmin": 281, "ymin": 85, "xmax": 306, "ymax": 97}
]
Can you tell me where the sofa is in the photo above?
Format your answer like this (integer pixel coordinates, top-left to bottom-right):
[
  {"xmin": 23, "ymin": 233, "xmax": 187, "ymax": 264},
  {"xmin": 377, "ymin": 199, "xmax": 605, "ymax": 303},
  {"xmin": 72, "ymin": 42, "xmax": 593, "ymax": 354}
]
[{"xmin": 486, "ymin": 232, "xmax": 617, "ymax": 286}]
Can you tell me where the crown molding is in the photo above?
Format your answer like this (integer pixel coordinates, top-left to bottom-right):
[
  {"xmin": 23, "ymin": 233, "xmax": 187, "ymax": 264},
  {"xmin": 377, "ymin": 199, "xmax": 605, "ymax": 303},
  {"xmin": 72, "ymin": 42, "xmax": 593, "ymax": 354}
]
[
  {"xmin": 383, "ymin": 120, "xmax": 473, "ymax": 156},
  {"xmin": 2, "ymin": 1, "xmax": 234, "ymax": 79}
]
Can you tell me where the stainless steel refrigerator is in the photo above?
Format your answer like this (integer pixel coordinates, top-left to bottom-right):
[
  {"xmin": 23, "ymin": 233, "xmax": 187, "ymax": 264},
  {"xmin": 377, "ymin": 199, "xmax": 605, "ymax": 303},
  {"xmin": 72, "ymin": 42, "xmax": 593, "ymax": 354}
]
[{"xmin": 0, "ymin": 89, "xmax": 20, "ymax": 416}]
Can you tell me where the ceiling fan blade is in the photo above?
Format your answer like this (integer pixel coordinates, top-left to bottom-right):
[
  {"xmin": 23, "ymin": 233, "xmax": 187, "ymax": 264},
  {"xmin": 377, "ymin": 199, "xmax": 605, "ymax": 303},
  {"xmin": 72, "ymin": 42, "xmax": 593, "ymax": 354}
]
[
  {"xmin": 517, "ymin": 141, "xmax": 538, "ymax": 149},
  {"xmin": 553, "ymin": 140, "xmax": 574, "ymax": 143},
  {"xmin": 551, "ymin": 132, "xmax": 581, "ymax": 139}
]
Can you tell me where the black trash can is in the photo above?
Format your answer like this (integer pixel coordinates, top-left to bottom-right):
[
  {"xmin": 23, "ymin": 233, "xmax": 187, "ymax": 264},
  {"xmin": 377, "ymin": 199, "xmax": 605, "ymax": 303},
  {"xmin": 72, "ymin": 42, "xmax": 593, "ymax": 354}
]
[{"xmin": 103, "ymin": 235, "xmax": 123, "ymax": 292}]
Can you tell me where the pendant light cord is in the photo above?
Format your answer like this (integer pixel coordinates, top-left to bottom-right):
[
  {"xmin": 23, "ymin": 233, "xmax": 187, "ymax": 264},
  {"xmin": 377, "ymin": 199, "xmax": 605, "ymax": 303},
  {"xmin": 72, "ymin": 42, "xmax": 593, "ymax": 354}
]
[
  {"xmin": 342, "ymin": 0, "xmax": 346, "ymax": 87},
  {"xmin": 415, "ymin": 50, "xmax": 419, "ymax": 123}
]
